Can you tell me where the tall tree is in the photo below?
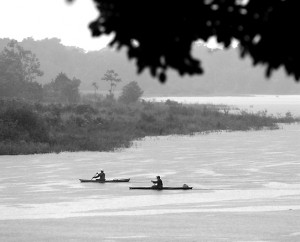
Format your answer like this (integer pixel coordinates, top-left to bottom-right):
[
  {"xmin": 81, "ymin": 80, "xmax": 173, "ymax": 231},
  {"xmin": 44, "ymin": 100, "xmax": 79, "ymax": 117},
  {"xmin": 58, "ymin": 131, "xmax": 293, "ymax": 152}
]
[
  {"xmin": 101, "ymin": 69, "xmax": 121, "ymax": 97},
  {"xmin": 1, "ymin": 40, "xmax": 43, "ymax": 82},
  {"xmin": 68, "ymin": 0, "xmax": 300, "ymax": 83},
  {"xmin": 0, "ymin": 40, "xmax": 43, "ymax": 100}
]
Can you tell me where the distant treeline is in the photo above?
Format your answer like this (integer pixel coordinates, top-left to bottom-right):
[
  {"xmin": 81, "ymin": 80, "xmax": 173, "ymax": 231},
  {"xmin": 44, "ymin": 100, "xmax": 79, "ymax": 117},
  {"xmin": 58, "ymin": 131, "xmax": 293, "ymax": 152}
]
[
  {"xmin": 0, "ymin": 40, "xmax": 82, "ymax": 103},
  {"xmin": 0, "ymin": 40, "xmax": 143, "ymax": 105},
  {"xmin": 1, "ymin": 37, "xmax": 300, "ymax": 96},
  {"xmin": 0, "ymin": 98, "xmax": 298, "ymax": 155}
]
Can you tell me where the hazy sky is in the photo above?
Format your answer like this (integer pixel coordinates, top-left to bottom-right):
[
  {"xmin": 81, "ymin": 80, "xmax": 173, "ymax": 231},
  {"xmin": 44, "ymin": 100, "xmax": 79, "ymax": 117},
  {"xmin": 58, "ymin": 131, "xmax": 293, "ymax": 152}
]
[
  {"xmin": 0, "ymin": 0, "xmax": 113, "ymax": 51},
  {"xmin": 0, "ymin": 0, "xmax": 230, "ymax": 52}
]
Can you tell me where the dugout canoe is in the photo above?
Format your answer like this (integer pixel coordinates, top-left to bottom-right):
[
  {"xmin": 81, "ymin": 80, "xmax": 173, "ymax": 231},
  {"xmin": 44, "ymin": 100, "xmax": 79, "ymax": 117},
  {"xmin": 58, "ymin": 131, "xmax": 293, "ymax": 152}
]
[
  {"xmin": 79, "ymin": 178, "xmax": 130, "ymax": 183},
  {"xmin": 129, "ymin": 186, "xmax": 192, "ymax": 190}
]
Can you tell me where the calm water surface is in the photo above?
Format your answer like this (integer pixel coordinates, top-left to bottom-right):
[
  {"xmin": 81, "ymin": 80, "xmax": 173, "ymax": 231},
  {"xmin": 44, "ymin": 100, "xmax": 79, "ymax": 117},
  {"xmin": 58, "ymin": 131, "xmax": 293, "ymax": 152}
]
[
  {"xmin": 1, "ymin": 96, "xmax": 300, "ymax": 241},
  {"xmin": 1, "ymin": 124, "xmax": 300, "ymax": 220}
]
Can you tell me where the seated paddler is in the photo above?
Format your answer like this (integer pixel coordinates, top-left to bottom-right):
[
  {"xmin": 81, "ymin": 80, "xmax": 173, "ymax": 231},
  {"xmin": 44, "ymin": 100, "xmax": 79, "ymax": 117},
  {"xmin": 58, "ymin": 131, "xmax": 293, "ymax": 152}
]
[
  {"xmin": 151, "ymin": 175, "xmax": 163, "ymax": 189},
  {"xmin": 93, "ymin": 170, "xmax": 106, "ymax": 181}
]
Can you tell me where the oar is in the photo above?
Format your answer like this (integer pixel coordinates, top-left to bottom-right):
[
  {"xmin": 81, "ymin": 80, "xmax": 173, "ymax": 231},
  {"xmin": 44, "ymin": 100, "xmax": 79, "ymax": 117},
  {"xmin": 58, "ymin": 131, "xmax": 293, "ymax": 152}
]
[{"xmin": 91, "ymin": 173, "xmax": 98, "ymax": 180}]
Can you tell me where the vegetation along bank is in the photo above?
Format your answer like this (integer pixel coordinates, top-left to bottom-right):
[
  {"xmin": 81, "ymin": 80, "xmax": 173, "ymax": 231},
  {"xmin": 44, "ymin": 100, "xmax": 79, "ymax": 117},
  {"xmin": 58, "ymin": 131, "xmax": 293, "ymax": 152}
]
[{"xmin": 0, "ymin": 98, "xmax": 298, "ymax": 155}]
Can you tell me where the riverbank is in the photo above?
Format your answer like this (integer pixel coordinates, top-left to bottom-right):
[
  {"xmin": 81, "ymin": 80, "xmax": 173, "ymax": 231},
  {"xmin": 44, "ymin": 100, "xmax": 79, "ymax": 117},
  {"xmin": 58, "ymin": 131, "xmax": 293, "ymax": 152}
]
[{"xmin": 0, "ymin": 98, "xmax": 298, "ymax": 155}]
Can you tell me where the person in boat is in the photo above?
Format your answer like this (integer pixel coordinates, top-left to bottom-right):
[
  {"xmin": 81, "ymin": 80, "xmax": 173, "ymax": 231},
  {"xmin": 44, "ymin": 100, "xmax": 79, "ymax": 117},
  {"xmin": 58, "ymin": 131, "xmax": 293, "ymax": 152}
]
[
  {"xmin": 93, "ymin": 170, "xmax": 106, "ymax": 181},
  {"xmin": 151, "ymin": 176, "xmax": 163, "ymax": 189}
]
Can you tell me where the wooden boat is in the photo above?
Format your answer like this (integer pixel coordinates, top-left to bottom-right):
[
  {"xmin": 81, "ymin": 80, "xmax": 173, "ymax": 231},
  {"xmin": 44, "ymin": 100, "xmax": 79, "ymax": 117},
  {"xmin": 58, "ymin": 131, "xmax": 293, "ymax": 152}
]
[
  {"xmin": 79, "ymin": 178, "xmax": 130, "ymax": 183},
  {"xmin": 129, "ymin": 186, "xmax": 192, "ymax": 190}
]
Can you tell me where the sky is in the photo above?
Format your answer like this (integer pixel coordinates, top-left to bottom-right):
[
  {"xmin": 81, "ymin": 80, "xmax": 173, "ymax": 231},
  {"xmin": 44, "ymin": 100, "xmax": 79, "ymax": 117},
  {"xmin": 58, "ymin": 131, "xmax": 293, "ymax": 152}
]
[
  {"xmin": 0, "ymin": 0, "xmax": 113, "ymax": 51},
  {"xmin": 0, "ymin": 0, "xmax": 233, "ymax": 52}
]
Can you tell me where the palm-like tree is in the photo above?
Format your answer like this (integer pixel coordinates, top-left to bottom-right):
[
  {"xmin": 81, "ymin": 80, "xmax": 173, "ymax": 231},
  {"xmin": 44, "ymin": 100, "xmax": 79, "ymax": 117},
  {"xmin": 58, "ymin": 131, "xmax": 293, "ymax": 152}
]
[
  {"xmin": 101, "ymin": 69, "xmax": 121, "ymax": 96},
  {"xmin": 92, "ymin": 82, "xmax": 98, "ymax": 102}
]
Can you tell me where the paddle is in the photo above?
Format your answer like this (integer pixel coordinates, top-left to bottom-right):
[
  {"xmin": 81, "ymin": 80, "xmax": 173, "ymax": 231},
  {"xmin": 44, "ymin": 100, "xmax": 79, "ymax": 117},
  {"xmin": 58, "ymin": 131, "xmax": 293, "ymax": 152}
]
[{"xmin": 91, "ymin": 173, "xmax": 98, "ymax": 180}]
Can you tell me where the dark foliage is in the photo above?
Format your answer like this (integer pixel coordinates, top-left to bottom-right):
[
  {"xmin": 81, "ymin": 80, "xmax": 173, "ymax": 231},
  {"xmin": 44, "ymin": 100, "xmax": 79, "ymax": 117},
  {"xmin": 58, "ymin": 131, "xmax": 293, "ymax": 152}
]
[
  {"xmin": 68, "ymin": 0, "xmax": 300, "ymax": 82},
  {"xmin": 43, "ymin": 72, "xmax": 81, "ymax": 104},
  {"xmin": 0, "ymin": 103, "xmax": 49, "ymax": 143},
  {"xmin": 118, "ymin": 81, "xmax": 143, "ymax": 104}
]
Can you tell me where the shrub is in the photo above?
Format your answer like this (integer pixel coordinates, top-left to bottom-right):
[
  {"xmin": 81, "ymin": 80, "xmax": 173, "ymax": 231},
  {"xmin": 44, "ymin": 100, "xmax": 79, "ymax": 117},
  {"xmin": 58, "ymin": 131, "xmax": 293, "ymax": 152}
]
[{"xmin": 118, "ymin": 81, "xmax": 143, "ymax": 104}]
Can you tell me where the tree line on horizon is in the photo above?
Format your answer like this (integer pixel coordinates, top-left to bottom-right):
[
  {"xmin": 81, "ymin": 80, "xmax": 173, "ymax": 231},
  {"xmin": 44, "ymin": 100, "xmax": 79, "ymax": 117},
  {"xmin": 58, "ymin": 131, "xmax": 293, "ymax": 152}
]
[
  {"xmin": 0, "ymin": 40, "xmax": 144, "ymax": 105},
  {"xmin": 2, "ymin": 37, "xmax": 300, "ymax": 96}
]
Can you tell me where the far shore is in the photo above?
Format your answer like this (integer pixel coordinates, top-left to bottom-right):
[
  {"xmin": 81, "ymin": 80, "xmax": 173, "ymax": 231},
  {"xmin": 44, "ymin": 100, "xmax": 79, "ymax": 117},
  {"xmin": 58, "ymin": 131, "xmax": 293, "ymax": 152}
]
[{"xmin": 0, "ymin": 98, "xmax": 299, "ymax": 155}]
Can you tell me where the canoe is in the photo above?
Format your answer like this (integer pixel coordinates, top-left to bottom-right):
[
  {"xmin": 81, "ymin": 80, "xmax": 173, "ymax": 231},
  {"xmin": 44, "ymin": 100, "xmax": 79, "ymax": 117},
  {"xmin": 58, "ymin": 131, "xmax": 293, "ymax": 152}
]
[
  {"xmin": 129, "ymin": 186, "xmax": 192, "ymax": 190},
  {"xmin": 79, "ymin": 178, "xmax": 130, "ymax": 183}
]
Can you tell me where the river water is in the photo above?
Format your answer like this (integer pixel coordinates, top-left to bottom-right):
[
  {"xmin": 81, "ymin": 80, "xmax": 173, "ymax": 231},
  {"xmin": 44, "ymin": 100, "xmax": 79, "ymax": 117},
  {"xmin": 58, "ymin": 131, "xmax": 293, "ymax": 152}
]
[
  {"xmin": 1, "ymin": 95, "xmax": 300, "ymax": 241},
  {"xmin": 145, "ymin": 95, "xmax": 300, "ymax": 116}
]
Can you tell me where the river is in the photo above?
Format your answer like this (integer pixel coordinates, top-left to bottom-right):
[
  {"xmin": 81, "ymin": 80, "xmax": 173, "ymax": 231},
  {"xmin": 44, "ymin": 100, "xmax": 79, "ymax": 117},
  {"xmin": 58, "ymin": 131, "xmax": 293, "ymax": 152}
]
[
  {"xmin": 145, "ymin": 95, "xmax": 300, "ymax": 116},
  {"xmin": 0, "ymin": 95, "xmax": 300, "ymax": 241}
]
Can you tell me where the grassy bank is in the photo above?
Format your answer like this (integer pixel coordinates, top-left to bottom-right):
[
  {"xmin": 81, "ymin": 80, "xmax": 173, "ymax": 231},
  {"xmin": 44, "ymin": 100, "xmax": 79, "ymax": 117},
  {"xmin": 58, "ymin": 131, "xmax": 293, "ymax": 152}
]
[{"xmin": 0, "ymin": 98, "xmax": 298, "ymax": 155}]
